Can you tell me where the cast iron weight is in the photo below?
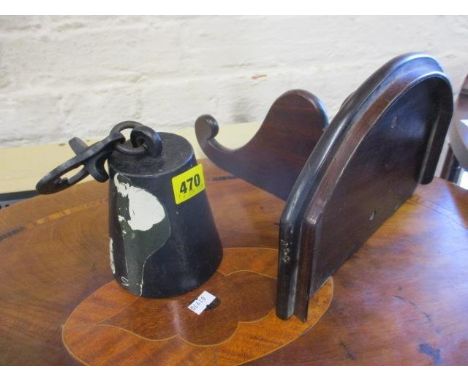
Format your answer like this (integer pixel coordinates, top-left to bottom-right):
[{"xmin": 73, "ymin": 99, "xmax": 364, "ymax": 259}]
[{"xmin": 36, "ymin": 121, "xmax": 223, "ymax": 299}]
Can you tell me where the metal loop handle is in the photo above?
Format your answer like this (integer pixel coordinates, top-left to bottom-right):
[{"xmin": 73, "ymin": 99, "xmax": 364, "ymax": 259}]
[
  {"xmin": 111, "ymin": 121, "xmax": 163, "ymax": 158},
  {"xmin": 36, "ymin": 132, "xmax": 124, "ymax": 194},
  {"xmin": 36, "ymin": 121, "xmax": 162, "ymax": 194}
]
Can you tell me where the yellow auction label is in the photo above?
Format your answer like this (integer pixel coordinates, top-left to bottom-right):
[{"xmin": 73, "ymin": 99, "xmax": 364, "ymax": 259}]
[{"xmin": 172, "ymin": 163, "xmax": 206, "ymax": 205}]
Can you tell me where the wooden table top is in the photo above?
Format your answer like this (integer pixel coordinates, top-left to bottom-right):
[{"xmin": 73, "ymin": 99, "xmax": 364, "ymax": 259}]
[{"xmin": 0, "ymin": 159, "xmax": 467, "ymax": 365}]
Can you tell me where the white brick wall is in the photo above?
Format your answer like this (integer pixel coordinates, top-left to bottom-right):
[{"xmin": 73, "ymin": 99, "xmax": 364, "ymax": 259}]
[{"xmin": 0, "ymin": 15, "xmax": 467, "ymax": 146}]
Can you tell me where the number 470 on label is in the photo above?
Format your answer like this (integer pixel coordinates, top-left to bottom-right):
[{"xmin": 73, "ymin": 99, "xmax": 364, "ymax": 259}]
[{"xmin": 171, "ymin": 163, "xmax": 206, "ymax": 205}]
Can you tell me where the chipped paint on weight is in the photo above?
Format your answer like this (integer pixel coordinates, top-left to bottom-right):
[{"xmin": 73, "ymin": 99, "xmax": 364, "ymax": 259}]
[
  {"xmin": 111, "ymin": 172, "xmax": 172, "ymax": 297},
  {"xmin": 114, "ymin": 174, "xmax": 166, "ymax": 231},
  {"xmin": 109, "ymin": 238, "xmax": 115, "ymax": 274}
]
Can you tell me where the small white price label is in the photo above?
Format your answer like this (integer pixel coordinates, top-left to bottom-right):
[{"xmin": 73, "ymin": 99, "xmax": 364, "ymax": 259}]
[{"xmin": 188, "ymin": 291, "xmax": 216, "ymax": 315}]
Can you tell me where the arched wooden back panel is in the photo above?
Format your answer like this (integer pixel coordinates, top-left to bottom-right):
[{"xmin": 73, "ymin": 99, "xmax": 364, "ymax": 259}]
[
  {"xmin": 195, "ymin": 90, "xmax": 328, "ymax": 200},
  {"xmin": 277, "ymin": 54, "xmax": 453, "ymax": 320}
]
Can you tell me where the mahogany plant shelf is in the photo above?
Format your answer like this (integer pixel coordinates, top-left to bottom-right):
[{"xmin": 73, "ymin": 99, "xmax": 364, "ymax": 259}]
[{"xmin": 195, "ymin": 53, "xmax": 453, "ymax": 321}]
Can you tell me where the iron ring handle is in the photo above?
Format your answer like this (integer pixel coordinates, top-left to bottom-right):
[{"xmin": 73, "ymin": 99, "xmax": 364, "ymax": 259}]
[
  {"xmin": 111, "ymin": 121, "xmax": 163, "ymax": 158},
  {"xmin": 35, "ymin": 132, "xmax": 124, "ymax": 194}
]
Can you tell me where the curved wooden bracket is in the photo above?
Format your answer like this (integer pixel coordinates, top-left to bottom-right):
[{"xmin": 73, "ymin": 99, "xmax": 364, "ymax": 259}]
[{"xmin": 195, "ymin": 90, "xmax": 328, "ymax": 200}]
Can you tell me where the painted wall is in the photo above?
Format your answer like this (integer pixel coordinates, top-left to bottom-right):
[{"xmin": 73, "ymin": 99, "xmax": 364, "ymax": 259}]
[{"xmin": 0, "ymin": 15, "xmax": 467, "ymax": 146}]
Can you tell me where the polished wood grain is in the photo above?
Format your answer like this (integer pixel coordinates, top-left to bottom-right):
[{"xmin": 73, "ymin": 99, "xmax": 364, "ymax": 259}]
[
  {"xmin": 0, "ymin": 160, "xmax": 467, "ymax": 365},
  {"xmin": 62, "ymin": 247, "xmax": 333, "ymax": 366}
]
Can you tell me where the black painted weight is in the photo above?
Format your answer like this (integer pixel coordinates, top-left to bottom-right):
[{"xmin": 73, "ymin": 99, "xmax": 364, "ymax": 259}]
[
  {"xmin": 107, "ymin": 131, "xmax": 223, "ymax": 297},
  {"xmin": 36, "ymin": 123, "xmax": 223, "ymax": 299}
]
